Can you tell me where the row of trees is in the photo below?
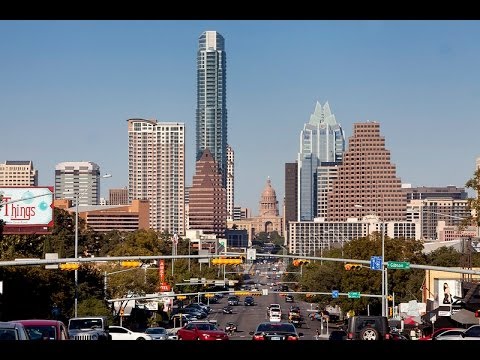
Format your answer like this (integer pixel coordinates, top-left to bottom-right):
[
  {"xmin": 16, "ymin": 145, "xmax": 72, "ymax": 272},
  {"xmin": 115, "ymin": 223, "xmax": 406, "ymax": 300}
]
[{"xmin": 0, "ymin": 169, "xmax": 479, "ymax": 322}]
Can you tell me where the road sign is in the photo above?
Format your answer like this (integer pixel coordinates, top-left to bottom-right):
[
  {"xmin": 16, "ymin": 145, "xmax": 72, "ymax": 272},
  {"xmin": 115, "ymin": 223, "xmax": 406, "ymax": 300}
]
[
  {"xmin": 387, "ymin": 261, "xmax": 410, "ymax": 270},
  {"xmin": 370, "ymin": 256, "xmax": 382, "ymax": 270},
  {"xmin": 348, "ymin": 291, "xmax": 361, "ymax": 299},
  {"xmin": 247, "ymin": 248, "xmax": 257, "ymax": 261},
  {"xmin": 332, "ymin": 290, "xmax": 339, "ymax": 298}
]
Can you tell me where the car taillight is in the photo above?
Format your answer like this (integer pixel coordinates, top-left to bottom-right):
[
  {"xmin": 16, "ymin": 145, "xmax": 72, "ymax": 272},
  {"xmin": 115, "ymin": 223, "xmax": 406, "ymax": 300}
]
[
  {"xmin": 347, "ymin": 332, "xmax": 354, "ymax": 340},
  {"xmin": 253, "ymin": 334, "xmax": 265, "ymax": 340},
  {"xmin": 384, "ymin": 333, "xmax": 391, "ymax": 340},
  {"xmin": 287, "ymin": 336, "xmax": 299, "ymax": 341}
]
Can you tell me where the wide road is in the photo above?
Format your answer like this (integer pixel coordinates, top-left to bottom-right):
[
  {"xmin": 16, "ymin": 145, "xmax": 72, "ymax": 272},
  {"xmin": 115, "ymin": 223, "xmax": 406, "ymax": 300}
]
[{"xmin": 203, "ymin": 260, "xmax": 333, "ymax": 340}]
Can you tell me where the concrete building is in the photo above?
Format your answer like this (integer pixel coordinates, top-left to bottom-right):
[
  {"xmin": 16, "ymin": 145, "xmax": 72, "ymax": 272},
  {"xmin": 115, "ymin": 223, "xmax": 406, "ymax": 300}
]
[
  {"xmin": 127, "ymin": 119, "xmax": 185, "ymax": 235},
  {"xmin": 196, "ymin": 30, "xmax": 228, "ymax": 188},
  {"xmin": 228, "ymin": 178, "xmax": 283, "ymax": 243},
  {"xmin": 327, "ymin": 121, "xmax": 406, "ymax": 222},
  {"xmin": 226, "ymin": 145, "xmax": 234, "ymax": 222},
  {"xmin": 55, "ymin": 161, "xmax": 100, "ymax": 206},
  {"xmin": 284, "ymin": 162, "xmax": 298, "ymax": 236},
  {"xmin": 56, "ymin": 199, "xmax": 149, "ymax": 232},
  {"xmin": 407, "ymin": 199, "xmax": 471, "ymax": 240},
  {"xmin": 0, "ymin": 160, "xmax": 38, "ymax": 187},
  {"xmin": 189, "ymin": 148, "xmax": 227, "ymax": 238},
  {"xmin": 288, "ymin": 219, "xmax": 419, "ymax": 256},
  {"xmin": 109, "ymin": 188, "xmax": 129, "ymax": 205}
]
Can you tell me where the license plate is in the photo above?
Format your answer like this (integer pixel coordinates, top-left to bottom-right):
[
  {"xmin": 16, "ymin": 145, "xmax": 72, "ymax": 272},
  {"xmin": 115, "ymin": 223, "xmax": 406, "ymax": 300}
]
[{"xmin": 271, "ymin": 336, "xmax": 281, "ymax": 340}]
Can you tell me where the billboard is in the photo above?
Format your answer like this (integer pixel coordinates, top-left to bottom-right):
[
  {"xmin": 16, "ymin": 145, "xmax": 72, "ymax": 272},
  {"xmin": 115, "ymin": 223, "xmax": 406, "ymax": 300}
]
[
  {"xmin": 0, "ymin": 186, "xmax": 54, "ymax": 234},
  {"xmin": 435, "ymin": 278, "xmax": 462, "ymax": 316}
]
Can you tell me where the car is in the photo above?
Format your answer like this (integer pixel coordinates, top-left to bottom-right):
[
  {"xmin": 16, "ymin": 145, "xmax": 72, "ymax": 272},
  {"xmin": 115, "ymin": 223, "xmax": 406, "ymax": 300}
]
[
  {"xmin": 441, "ymin": 324, "xmax": 480, "ymax": 340},
  {"xmin": 418, "ymin": 327, "xmax": 463, "ymax": 340},
  {"xmin": 244, "ymin": 296, "xmax": 255, "ymax": 306},
  {"xmin": 170, "ymin": 313, "xmax": 195, "ymax": 327},
  {"xmin": 346, "ymin": 315, "xmax": 391, "ymax": 340},
  {"xmin": 176, "ymin": 321, "xmax": 229, "ymax": 341},
  {"xmin": 15, "ymin": 319, "xmax": 69, "ymax": 340},
  {"xmin": 250, "ymin": 322, "xmax": 303, "ymax": 340},
  {"xmin": 0, "ymin": 321, "xmax": 30, "ymax": 340},
  {"xmin": 227, "ymin": 296, "xmax": 240, "ymax": 306},
  {"xmin": 178, "ymin": 307, "xmax": 207, "ymax": 319},
  {"xmin": 108, "ymin": 325, "xmax": 152, "ymax": 340},
  {"xmin": 269, "ymin": 310, "xmax": 282, "ymax": 323},
  {"xmin": 144, "ymin": 327, "xmax": 169, "ymax": 340},
  {"xmin": 328, "ymin": 329, "xmax": 347, "ymax": 340},
  {"xmin": 432, "ymin": 328, "xmax": 466, "ymax": 340}
]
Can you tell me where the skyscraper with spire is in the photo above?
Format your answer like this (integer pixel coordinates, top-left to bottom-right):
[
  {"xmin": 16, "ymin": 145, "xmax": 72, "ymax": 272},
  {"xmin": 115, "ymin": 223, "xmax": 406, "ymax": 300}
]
[
  {"xmin": 196, "ymin": 30, "xmax": 228, "ymax": 188},
  {"xmin": 297, "ymin": 101, "xmax": 345, "ymax": 221}
]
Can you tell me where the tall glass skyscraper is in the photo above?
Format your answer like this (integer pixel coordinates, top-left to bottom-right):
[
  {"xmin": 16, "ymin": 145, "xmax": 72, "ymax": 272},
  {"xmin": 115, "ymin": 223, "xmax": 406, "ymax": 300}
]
[
  {"xmin": 297, "ymin": 101, "xmax": 345, "ymax": 221},
  {"xmin": 196, "ymin": 30, "xmax": 228, "ymax": 188}
]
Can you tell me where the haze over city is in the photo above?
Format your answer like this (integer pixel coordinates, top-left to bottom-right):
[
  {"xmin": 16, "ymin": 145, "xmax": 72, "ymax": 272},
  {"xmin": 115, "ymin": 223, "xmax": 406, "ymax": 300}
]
[{"xmin": 1, "ymin": 20, "xmax": 480, "ymax": 213}]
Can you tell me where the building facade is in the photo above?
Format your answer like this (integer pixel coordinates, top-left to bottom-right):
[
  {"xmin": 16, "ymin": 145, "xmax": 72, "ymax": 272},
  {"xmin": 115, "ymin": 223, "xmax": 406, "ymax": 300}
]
[
  {"xmin": 284, "ymin": 162, "xmax": 298, "ymax": 234},
  {"xmin": 0, "ymin": 161, "xmax": 38, "ymax": 187},
  {"xmin": 109, "ymin": 188, "xmax": 129, "ymax": 205},
  {"xmin": 127, "ymin": 119, "xmax": 185, "ymax": 235},
  {"xmin": 226, "ymin": 144, "xmax": 234, "ymax": 222},
  {"xmin": 188, "ymin": 148, "xmax": 227, "ymax": 238},
  {"xmin": 297, "ymin": 101, "xmax": 345, "ymax": 221},
  {"xmin": 196, "ymin": 30, "xmax": 228, "ymax": 188},
  {"xmin": 327, "ymin": 121, "xmax": 406, "ymax": 222},
  {"xmin": 55, "ymin": 161, "xmax": 100, "ymax": 206},
  {"xmin": 288, "ymin": 219, "xmax": 419, "ymax": 256},
  {"xmin": 56, "ymin": 199, "xmax": 149, "ymax": 233},
  {"xmin": 228, "ymin": 178, "xmax": 283, "ymax": 242}
]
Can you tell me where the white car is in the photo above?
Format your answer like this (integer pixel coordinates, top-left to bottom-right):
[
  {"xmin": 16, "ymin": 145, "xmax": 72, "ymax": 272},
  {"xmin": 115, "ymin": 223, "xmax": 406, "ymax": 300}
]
[
  {"xmin": 269, "ymin": 311, "xmax": 282, "ymax": 323},
  {"xmin": 108, "ymin": 325, "xmax": 152, "ymax": 340}
]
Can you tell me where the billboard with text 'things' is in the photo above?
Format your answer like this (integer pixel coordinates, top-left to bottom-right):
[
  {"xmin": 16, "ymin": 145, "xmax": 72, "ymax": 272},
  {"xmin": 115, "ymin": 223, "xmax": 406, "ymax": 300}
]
[{"xmin": 0, "ymin": 186, "xmax": 54, "ymax": 234}]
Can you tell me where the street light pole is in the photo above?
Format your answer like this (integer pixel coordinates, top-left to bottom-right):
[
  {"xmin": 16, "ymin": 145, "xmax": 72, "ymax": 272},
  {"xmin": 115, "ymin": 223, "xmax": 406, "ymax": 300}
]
[
  {"xmin": 74, "ymin": 193, "xmax": 79, "ymax": 318},
  {"xmin": 355, "ymin": 204, "xmax": 386, "ymax": 317}
]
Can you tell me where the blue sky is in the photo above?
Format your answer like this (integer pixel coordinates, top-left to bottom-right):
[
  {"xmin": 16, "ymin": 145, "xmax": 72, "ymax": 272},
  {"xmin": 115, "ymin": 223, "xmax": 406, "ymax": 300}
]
[{"xmin": 1, "ymin": 20, "xmax": 480, "ymax": 214}]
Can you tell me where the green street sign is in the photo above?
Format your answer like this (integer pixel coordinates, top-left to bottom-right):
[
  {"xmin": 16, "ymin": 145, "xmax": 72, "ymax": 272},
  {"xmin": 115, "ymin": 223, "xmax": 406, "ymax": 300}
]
[
  {"xmin": 348, "ymin": 291, "xmax": 361, "ymax": 299},
  {"xmin": 387, "ymin": 261, "xmax": 410, "ymax": 270}
]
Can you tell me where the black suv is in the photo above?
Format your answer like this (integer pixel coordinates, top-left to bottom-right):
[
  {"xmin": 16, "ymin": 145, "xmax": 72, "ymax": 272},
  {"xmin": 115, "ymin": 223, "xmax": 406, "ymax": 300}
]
[{"xmin": 346, "ymin": 316, "xmax": 390, "ymax": 340}]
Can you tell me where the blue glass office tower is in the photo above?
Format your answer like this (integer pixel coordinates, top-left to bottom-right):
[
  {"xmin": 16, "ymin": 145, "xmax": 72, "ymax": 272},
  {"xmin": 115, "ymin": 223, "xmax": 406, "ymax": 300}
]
[
  {"xmin": 297, "ymin": 101, "xmax": 345, "ymax": 221},
  {"xmin": 196, "ymin": 31, "xmax": 227, "ymax": 187}
]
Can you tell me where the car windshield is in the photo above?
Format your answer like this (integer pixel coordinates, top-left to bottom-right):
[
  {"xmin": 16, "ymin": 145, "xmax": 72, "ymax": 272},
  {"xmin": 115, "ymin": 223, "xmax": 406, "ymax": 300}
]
[
  {"xmin": 146, "ymin": 328, "xmax": 166, "ymax": 334},
  {"xmin": 195, "ymin": 323, "xmax": 217, "ymax": 331},
  {"xmin": 69, "ymin": 319, "xmax": 102, "ymax": 330},
  {"xmin": 24, "ymin": 325, "xmax": 56, "ymax": 340},
  {"xmin": 257, "ymin": 323, "xmax": 295, "ymax": 333}
]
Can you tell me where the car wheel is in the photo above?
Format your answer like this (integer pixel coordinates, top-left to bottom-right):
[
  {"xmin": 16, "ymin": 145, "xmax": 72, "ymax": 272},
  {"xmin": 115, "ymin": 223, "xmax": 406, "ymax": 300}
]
[
  {"xmin": 360, "ymin": 327, "xmax": 379, "ymax": 340},
  {"xmin": 136, "ymin": 337, "xmax": 146, "ymax": 340}
]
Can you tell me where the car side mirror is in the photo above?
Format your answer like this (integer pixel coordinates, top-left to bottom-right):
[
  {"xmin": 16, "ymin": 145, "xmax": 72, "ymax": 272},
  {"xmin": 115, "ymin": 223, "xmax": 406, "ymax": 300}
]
[
  {"xmin": 298, "ymin": 332, "xmax": 304, "ymax": 337},
  {"xmin": 249, "ymin": 331, "xmax": 254, "ymax": 335}
]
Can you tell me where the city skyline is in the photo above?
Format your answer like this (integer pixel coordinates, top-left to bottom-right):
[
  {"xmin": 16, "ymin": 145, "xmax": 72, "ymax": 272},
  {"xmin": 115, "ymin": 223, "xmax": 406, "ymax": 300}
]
[{"xmin": 1, "ymin": 21, "xmax": 480, "ymax": 214}]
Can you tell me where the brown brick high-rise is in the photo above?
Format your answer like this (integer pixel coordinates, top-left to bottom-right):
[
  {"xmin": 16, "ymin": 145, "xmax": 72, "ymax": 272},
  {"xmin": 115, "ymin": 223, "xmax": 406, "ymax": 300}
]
[
  {"xmin": 189, "ymin": 148, "xmax": 227, "ymax": 237},
  {"xmin": 327, "ymin": 121, "xmax": 406, "ymax": 221}
]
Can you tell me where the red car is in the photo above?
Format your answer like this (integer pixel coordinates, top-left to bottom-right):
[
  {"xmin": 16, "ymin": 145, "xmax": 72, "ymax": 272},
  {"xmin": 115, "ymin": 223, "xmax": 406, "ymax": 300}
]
[
  {"xmin": 177, "ymin": 321, "xmax": 229, "ymax": 341},
  {"xmin": 15, "ymin": 319, "xmax": 69, "ymax": 340}
]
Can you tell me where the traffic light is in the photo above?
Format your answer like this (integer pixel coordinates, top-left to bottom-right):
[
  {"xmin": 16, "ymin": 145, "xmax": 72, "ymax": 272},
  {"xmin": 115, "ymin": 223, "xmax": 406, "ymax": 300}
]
[
  {"xmin": 120, "ymin": 261, "xmax": 142, "ymax": 268},
  {"xmin": 344, "ymin": 263, "xmax": 362, "ymax": 271},
  {"xmin": 211, "ymin": 256, "xmax": 244, "ymax": 265},
  {"xmin": 387, "ymin": 295, "xmax": 393, "ymax": 302},
  {"xmin": 59, "ymin": 262, "xmax": 80, "ymax": 271},
  {"xmin": 292, "ymin": 259, "xmax": 310, "ymax": 266}
]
